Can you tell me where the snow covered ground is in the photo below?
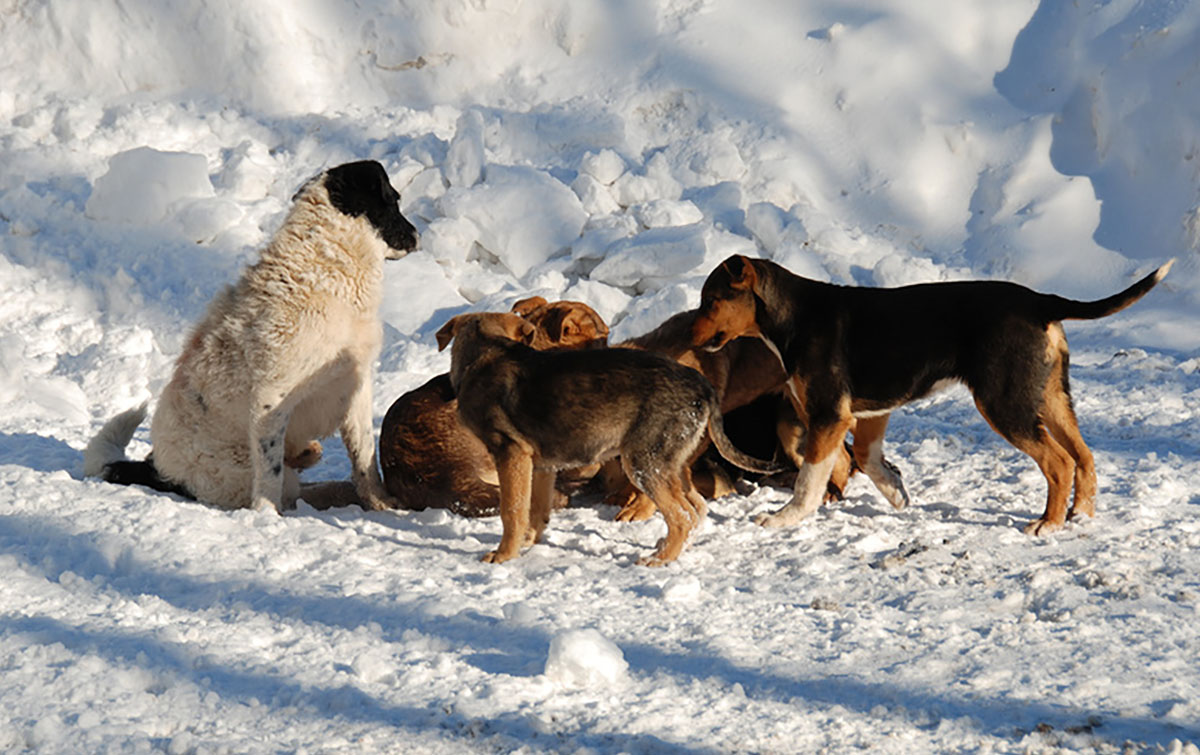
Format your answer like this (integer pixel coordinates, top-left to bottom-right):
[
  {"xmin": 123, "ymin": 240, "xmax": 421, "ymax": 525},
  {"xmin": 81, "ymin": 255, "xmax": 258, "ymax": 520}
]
[{"xmin": 2, "ymin": 0, "xmax": 1199, "ymax": 751}]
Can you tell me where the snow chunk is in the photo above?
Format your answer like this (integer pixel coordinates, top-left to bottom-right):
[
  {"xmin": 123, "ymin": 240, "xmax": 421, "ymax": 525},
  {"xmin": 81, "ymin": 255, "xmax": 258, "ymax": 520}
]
[
  {"xmin": 439, "ymin": 166, "xmax": 587, "ymax": 278},
  {"xmin": 661, "ymin": 575, "xmax": 702, "ymax": 603},
  {"xmin": 445, "ymin": 110, "xmax": 486, "ymax": 189},
  {"xmin": 579, "ymin": 149, "xmax": 627, "ymax": 185},
  {"xmin": 86, "ymin": 147, "xmax": 215, "ymax": 226},
  {"xmin": 634, "ymin": 199, "xmax": 704, "ymax": 228},
  {"xmin": 745, "ymin": 202, "xmax": 808, "ymax": 254},
  {"xmin": 380, "ymin": 253, "xmax": 469, "ymax": 335},
  {"xmin": 544, "ymin": 628, "xmax": 628, "ymax": 688},
  {"xmin": 590, "ymin": 224, "xmax": 708, "ymax": 289},
  {"xmin": 571, "ymin": 173, "xmax": 621, "ymax": 216}
]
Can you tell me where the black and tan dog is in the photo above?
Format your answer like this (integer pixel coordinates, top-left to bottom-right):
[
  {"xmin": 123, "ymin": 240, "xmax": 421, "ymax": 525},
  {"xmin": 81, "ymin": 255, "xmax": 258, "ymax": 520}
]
[
  {"xmin": 608, "ymin": 308, "xmax": 862, "ymax": 521},
  {"xmin": 691, "ymin": 254, "xmax": 1172, "ymax": 535},
  {"xmin": 436, "ymin": 311, "xmax": 781, "ymax": 565},
  {"xmin": 379, "ymin": 297, "xmax": 609, "ymax": 516}
]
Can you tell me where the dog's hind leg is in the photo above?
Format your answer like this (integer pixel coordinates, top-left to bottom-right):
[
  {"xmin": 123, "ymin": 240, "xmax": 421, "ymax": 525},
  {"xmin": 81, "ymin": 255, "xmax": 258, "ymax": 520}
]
[
  {"xmin": 485, "ymin": 443, "xmax": 534, "ymax": 563},
  {"xmin": 974, "ymin": 397, "xmax": 1075, "ymax": 535},
  {"xmin": 851, "ymin": 414, "xmax": 909, "ymax": 510},
  {"xmin": 525, "ymin": 468, "xmax": 556, "ymax": 547},
  {"xmin": 637, "ymin": 474, "xmax": 695, "ymax": 566},
  {"xmin": 1040, "ymin": 335, "xmax": 1097, "ymax": 521}
]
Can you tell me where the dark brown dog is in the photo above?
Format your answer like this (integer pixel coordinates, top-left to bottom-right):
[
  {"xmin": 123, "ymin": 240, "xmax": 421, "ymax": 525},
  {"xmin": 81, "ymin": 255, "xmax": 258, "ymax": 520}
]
[
  {"xmin": 607, "ymin": 309, "xmax": 862, "ymax": 521},
  {"xmin": 691, "ymin": 254, "xmax": 1172, "ymax": 534},
  {"xmin": 379, "ymin": 298, "xmax": 608, "ymax": 516},
  {"xmin": 436, "ymin": 311, "xmax": 781, "ymax": 565}
]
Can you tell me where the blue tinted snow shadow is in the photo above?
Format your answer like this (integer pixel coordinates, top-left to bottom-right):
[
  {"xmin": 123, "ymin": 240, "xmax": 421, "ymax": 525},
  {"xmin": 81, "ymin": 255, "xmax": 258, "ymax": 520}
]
[
  {"xmin": 2, "ymin": 512, "xmax": 1196, "ymax": 751},
  {"xmin": 0, "ymin": 432, "xmax": 80, "ymax": 474}
]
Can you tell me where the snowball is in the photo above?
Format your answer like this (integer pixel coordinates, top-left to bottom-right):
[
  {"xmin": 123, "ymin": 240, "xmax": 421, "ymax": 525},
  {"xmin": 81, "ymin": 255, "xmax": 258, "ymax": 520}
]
[
  {"xmin": 86, "ymin": 147, "xmax": 215, "ymax": 226},
  {"xmin": 439, "ymin": 166, "xmax": 587, "ymax": 278},
  {"xmin": 444, "ymin": 110, "xmax": 486, "ymax": 189},
  {"xmin": 544, "ymin": 628, "xmax": 628, "ymax": 687}
]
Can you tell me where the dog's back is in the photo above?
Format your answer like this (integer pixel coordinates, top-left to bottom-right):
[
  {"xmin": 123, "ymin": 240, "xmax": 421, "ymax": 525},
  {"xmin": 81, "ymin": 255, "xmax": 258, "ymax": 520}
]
[{"xmin": 379, "ymin": 299, "xmax": 609, "ymax": 516}]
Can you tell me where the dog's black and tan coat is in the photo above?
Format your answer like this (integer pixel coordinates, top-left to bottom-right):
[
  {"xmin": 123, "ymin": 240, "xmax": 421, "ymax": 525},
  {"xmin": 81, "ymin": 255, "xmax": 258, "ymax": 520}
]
[
  {"xmin": 691, "ymin": 254, "xmax": 1171, "ymax": 535},
  {"xmin": 437, "ymin": 311, "xmax": 780, "ymax": 565}
]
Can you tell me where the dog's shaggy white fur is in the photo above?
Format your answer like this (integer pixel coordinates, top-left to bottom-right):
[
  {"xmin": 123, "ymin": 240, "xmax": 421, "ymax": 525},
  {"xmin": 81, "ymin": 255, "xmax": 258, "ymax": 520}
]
[{"xmin": 86, "ymin": 160, "xmax": 418, "ymax": 512}]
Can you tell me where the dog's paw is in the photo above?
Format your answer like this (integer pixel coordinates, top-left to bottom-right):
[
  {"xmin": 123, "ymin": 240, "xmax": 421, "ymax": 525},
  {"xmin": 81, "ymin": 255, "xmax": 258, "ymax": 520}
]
[
  {"xmin": 285, "ymin": 441, "xmax": 323, "ymax": 470},
  {"xmin": 251, "ymin": 497, "xmax": 281, "ymax": 514},
  {"xmin": 613, "ymin": 496, "xmax": 656, "ymax": 522},
  {"xmin": 754, "ymin": 509, "xmax": 802, "ymax": 528},
  {"xmin": 481, "ymin": 549, "xmax": 517, "ymax": 564},
  {"xmin": 1067, "ymin": 502, "xmax": 1095, "ymax": 520},
  {"xmin": 636, "ymin": 554, "xmax": 669, "ymax": 567},
  {"xmin": 1023, "ymin": 518, "xmax": 1064, "ymax": 536}
]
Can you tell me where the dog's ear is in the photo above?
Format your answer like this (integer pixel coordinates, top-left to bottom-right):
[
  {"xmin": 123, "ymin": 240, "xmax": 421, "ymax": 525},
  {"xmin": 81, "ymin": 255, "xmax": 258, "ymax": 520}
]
[
  {"xmin": 724, "ymin": 255, "xmax": 759, "ymax": 292},
  {"xmin": 514, "ymin": 318, "xmax": 539, "ymax": 347},
  {"xmin": 435, "ymin": 316, "xmax": 462, "ymax": 352},
  {"xmin": 511, "ymin": 296, "xmax": 548, "ymax": 317},
  {"xmin": 558, "ymin": 307, "xmax": 609, "ymax": 347}
]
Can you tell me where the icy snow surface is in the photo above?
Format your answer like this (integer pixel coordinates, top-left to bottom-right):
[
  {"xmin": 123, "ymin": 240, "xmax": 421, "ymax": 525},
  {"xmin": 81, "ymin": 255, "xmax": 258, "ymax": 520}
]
[{"xmin": 2, "ymin": 0, "xmax": 1199, "ymax": 752}]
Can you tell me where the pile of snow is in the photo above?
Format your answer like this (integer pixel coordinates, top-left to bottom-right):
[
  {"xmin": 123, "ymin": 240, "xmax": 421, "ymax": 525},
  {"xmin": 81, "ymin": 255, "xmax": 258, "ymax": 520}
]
[{"xmin": 1, "ymin": 0, "xmax": 1198, "ymax": 751}]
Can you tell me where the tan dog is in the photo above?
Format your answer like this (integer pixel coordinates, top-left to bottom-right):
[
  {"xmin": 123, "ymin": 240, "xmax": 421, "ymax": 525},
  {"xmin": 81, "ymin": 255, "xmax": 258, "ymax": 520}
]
[
  {"xmin": 607, "ymin": 308, "xmax": 864, "ymax": 521},
  {"xmin": 692, "ymin": 254, "xmax": 1172, "ymax": 534},
  {"xmin": 84, "ymin": 160, "xmax": 418, "ymax": 512},
  {"xmin": 436, "ymin": 311, "xmax": 781, "ymax": 565},
  {"xmin": 379, "ymin": 297, "xmax": 609, "ymax": 516}
]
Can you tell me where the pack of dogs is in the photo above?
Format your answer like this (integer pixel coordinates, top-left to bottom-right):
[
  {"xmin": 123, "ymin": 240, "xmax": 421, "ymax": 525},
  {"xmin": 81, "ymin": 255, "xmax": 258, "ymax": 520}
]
[{"xmin": 84, "ymin": 159, "xmax": 1173, "ymax": 566}]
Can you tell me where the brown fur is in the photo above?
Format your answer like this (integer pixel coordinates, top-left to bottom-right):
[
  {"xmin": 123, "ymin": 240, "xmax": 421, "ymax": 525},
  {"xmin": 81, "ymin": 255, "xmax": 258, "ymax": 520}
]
[
  {"xmin": 378, "ymin": 298, "xmax": 609, "ymax": 516},
  {"xmin": 692, "ymin": 254, "xmax": 1172, "ymax": 534},
  {"xmin": 436, "ymin": 311, "xmax": 780, "ymax": 565}
]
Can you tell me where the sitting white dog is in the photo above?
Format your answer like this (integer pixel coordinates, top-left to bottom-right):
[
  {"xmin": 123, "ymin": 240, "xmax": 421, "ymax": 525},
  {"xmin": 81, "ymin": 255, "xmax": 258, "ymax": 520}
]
[{"xmin": 85, "ymin": 160, "xmax": 418, "ymax": 512}]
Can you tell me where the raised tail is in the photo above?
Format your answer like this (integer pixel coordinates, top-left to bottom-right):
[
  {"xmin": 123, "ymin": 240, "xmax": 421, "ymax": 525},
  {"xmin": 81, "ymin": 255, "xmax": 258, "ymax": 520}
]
[
  {"xmin": 1042, "ymin": 259, "xmax": 1173, "ymax": 321},
  {"xmin": 706, "ymin": 402, "xmax": 785, "ymax": 476},
  {"xmin": 83, "ymin": 403, "xmax": 147, "ymax": 477}
]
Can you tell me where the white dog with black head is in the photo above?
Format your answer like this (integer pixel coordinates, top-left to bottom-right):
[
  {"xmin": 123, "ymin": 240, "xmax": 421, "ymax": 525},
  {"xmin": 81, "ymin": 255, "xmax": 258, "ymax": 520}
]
[{"xmin": 85, "ymin": 159, "xmax": 418, "ymax": 513}]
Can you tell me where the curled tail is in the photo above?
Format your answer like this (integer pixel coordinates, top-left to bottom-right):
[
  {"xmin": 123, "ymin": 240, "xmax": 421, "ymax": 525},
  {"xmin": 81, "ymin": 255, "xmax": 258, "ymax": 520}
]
[
  {"xmin": 83, "ymin": 403, "xmax": 148, "ymax": 477},
  {"xmin": 706, "ymin": 401, "xmax": 785, "ymax": 475},
  {"xmin": 83, "ymin": 404, "xmax": 191, "ymax": 497},
  {"xmin": 1042, "ymin": 260, "xmax": 1173, "ymax": 321}
]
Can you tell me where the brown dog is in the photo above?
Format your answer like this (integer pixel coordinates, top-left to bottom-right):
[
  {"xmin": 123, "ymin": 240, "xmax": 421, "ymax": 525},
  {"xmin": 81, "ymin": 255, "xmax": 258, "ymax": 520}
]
[
  {"xmin": 379, "ymin": 297, "xmax": 608, "ymax": 516},
  {"xmin": 691, "ymin": 254, "xmax": 1173, "ymax": 534},
  {"xmin": 608, "ymin": 308, "xmax": 863, "ymax": 521},
  {"xmin": 436, "ymin": 311, "xmax": 781, "ymax": 565}
]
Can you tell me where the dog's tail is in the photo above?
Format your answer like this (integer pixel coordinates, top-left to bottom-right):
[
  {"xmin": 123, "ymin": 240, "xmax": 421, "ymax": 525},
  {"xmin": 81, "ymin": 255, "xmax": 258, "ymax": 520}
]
[
  {"xmin": 83, "ymin": 403, "xmax": 147, "ymax": 478},
  {"xmin": 1042, "ymin": 260, "xmax": 1173, "ymax": 322},
  {"xmin": 706, "ymin": 403, "xmax": 785, "ymax": 476},
  {"xmin": 83, "ymin": 404, "xmax": 192, "ymax": 496}
]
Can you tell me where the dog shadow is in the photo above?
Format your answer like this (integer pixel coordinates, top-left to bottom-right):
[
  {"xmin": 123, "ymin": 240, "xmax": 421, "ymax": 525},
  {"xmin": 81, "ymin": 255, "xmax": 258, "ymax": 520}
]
[{"xmin": 0, "ymin": 432, "xmax": 81, "ymax": 475}]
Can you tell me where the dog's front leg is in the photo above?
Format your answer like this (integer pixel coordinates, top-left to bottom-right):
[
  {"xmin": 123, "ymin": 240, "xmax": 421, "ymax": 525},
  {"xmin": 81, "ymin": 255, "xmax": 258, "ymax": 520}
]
[
  {"xmin": 757, "ymin": 400, "xmax": 852, "ymax": 528},
  {"xmin": 486, "ymin": 443, "xmax": 533, "ymax": 563},
  {"xmin": 341, "ymin": 379, "xmax": 395, "ymax": 511},
  {"xmin": 250, "ymin": 403, "xmax": 292, "ymax": 513}
]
